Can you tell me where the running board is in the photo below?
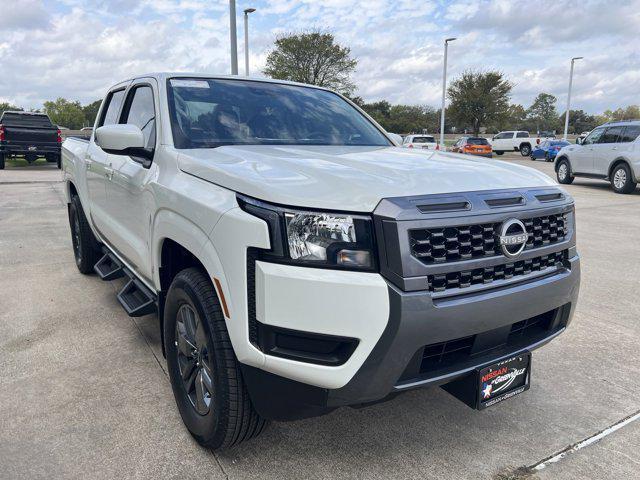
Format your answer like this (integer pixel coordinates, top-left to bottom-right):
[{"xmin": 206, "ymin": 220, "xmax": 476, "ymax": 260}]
[
  {"xmin": 117, "ymin": 275, "xmax": 157, "ymax": 317},
  {"xmin": 94, "ymin": 251, "xmax": 125, "ymax": 280},
  {"xmin": 93, "ymin": 247, "xmax": 157, "ymax": 317}
]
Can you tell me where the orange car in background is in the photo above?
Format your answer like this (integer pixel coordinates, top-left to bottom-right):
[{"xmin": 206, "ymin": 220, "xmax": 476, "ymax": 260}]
[{"xmin": 450, "ymin": 136, "xmax": 492, "ymax": 158}]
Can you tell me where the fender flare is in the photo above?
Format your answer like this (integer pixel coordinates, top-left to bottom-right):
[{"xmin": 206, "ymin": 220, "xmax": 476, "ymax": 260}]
[{"xmin": 608, "ymin": 157, "xmax": 636, "ymax": 182}]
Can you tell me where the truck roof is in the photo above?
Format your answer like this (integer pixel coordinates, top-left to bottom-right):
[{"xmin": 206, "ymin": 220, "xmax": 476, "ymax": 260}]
[{"xmin": 109, "ymin": 72, "xmax": 336, "ymax": 93}]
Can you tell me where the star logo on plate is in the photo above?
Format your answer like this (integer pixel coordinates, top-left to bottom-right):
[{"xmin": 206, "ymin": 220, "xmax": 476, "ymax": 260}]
[{"xmin": 482, "ymin": 383, "xmax": 493, "ymax": 399}]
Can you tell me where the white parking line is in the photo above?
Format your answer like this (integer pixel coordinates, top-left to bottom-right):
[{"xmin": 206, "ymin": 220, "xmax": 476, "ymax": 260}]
[{"xmin": 532, "ymin": 409, "xmax": 640, "ymax": 471}]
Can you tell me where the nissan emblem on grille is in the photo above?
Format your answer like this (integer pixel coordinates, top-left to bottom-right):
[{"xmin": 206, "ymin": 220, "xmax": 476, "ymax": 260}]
[{"xmin": 499, "ymin": 219, "xmax": 529, "ymax": 258}]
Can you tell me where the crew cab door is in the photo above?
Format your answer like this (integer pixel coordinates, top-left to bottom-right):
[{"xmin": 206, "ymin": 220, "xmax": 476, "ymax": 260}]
[
  {"xmin": 85, "ymin": 88, "xmax": 127, "ymax": 235},
  {"xmin": 104, "ymin": 80, "xmax": 159, "ymax": 282},
  {"xmin": 492, "ymin": 132, "xmax": 514, "ymax": 151}
]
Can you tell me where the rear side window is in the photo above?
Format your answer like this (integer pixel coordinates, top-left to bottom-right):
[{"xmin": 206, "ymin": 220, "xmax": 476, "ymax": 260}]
[
  {"xmin": 413, "ymin": 136, "xmax": 435, "ymax": 143},
  {"xmin": 0, "ymin": 113, "xmax": 53, "ymax": 128},
  {"xmin": 100, "ymin": 90, "xmax": 126, "ymax": 127},
  {"xmin": 599, "ymin": 126, "xmax": 624, "ymax": 144},
  {"xmin": 619, "ymin": 125, "xmax": 640, "ymax": 143},
  {"xmin": 122, "ymin": 86, "xmax": 156, "ymax": 149},
  {"xmin": 516, "ymin": 132, "xmax": 529, "ymax": 138}
]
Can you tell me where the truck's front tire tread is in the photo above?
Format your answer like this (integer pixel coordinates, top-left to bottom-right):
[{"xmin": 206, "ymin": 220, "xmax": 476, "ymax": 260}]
[
  {"xmin": 164, "ymin": 268, "xmax": 267, "ymax": 450},
  {"xmin": 69, "ymin": 195, "xmax": 101, "ymax": 274}
]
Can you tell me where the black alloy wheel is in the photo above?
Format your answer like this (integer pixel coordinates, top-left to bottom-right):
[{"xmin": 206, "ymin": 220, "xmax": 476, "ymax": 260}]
[{"xmin": 175, "ymin": 303, "xmax": 214, "ymax": 416}]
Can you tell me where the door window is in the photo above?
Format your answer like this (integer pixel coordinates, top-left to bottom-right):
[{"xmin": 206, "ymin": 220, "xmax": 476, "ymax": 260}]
[
  {"xmin": 516, "ymin": 132, "xmax": 529, "ymax": 138},
  {"xmin": 122, "ymin": 86, "xmax": 156, "ymax": 149},
  {"xmin": 582, "ymin": 127, "xmax": 605, "ymax": 145},
  {"xmin": 599, "ymin": 126, "xmax": 624, "ymax": 144},
  {"xmin": 100, "ymin": 90, "xmax": 126, "ymax": 127},
  {"xmin": 495, "ymin": 132, "xmax": 512, "ymax": 139},
  {"xmin": 618, "ymin": 125, "xmax": 640, "ymax": 143}
]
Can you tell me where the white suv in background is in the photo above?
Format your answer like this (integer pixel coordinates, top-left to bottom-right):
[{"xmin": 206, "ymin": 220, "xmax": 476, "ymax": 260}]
[
  {"xmin": 555, "ymin": 121, "xmax": 640, "ymax": 194},
  {"xmin": 402, "ymin": 134, "xmax": 438, "ymax": 150}
]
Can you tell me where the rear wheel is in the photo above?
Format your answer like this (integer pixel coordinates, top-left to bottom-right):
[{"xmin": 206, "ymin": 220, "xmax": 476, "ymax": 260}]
[
  {"xmin": 610, "ymin": 163, "xmax": 637, "ymax": 194},
  {"xmin": 519, "ymin": 144, "xmax": 532, "ymax": 156},
  {"xmin": 68, "ymin": 195, "xmax": 101, "ymax": 274},
  {"xmin": 495, "ymin": 151, "xmax": 504, "ymax": 156},
  {"xmin": 0, "ymin": 153, "xmax": 5, "ymax": 170},
  {"xmin": 556, "ymin": 159, "xmax": 574, "ymax": 185},
  {"xmin": 164, "ymin": 268, "xmax": 268, "ymax": 450}
]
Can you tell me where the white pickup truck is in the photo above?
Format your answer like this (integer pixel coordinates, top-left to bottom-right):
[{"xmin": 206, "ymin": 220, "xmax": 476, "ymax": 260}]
[
  {"xmin": 490, "ymin": 131, "xmax": 551, "ymax": 156},
  {"xmin": 62, "ymin": 73, "xmax": 580, "ymax": 450}
]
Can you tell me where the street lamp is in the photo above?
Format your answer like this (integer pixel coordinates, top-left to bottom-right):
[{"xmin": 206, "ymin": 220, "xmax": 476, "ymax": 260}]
[
  {"xmin": 563, "ymin": 56, "xmax": 583, "ymax": 140},
  {"xmin": 439, "ymin": 37, "xmax": 456, "ymax": 149},
  {"xmin": 229, "ymin": 0, "xmax": 239, "ymax": 75},
  {"xmin": 244, "ymin": 8, "xmax": 256, "ymax": 76}
]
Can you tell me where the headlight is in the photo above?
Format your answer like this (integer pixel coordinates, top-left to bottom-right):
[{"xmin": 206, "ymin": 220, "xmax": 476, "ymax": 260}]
[
  {"xmin": 285, "ymin": 212, "xmax": 372, "ymax": 268},
  {"xmin": 239, "ymin": 196, "xmax": 377, "ymax": 271}
]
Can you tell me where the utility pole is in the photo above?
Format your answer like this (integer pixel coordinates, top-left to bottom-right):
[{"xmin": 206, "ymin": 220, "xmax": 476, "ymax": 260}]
[
  {"xmin": 439, "ymin": 37, "xmax": 456, "ymax": 148},
  {"xmin": 244, "ymin": 8, "xmax": 256, "ymax": 76},
  {"xmin": 563, "ymin": 56, "xmax": 583, "ymax": 140},
  {"xmin": 229, "ymin": 0, "xmax": 238, "ymax": 75}
]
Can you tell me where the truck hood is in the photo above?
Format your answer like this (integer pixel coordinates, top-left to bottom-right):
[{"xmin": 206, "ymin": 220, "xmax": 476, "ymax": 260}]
[{"xmin": 177, "ymin": 145, "xmax": 556, "ymax": 212}]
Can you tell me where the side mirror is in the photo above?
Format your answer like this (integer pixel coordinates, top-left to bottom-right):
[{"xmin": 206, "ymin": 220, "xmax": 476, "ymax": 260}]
[
  {"xmin": 95, "ymin": 124, "xmax": 152, "ymax": 166},
  {"xmin": 575, "ymin": 137, "xmax": 582, "ymax": 145}
]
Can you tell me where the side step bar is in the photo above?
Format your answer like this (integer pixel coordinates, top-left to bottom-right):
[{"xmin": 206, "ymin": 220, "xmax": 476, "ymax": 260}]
[
  {"xmin": 94, "ymin": 252, "xmax": 125, "ymax": 280},
  {"xmin": 94, "ymin": 248, "xmax": 157, "ymax": 317}
]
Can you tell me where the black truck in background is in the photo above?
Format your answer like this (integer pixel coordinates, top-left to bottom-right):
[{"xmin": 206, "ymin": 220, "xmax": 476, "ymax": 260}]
[{"xmin": 0, "ymin": 111, "xmax": 61, "ymax": 169}]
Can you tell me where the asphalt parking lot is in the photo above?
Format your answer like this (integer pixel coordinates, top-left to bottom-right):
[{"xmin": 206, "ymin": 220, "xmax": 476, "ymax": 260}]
[{"xmin": 1, "ymin": 154, "xmax": 639, "ymax": 479}]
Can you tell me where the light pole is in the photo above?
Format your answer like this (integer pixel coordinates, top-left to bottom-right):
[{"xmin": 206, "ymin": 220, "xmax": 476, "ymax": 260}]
[
  {"xmin": 563, "ymin": 56, "xmax": 583, "ymax": 140},
  {"xmin": 229, "ymin": 0, "xmax": 238, "ymax": 75},
  {"xmin": 243, "ymin": 8, "xmax": 256, "ymax": 76},
  {"xmin": 439, "ymin": 37, "xmax": 456, "ymax": 149}
]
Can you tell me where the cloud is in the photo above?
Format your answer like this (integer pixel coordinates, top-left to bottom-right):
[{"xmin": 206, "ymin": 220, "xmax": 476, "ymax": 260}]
[{"xmin": 0, "ymin": 0, "xmax": 639, "ymax": 114}]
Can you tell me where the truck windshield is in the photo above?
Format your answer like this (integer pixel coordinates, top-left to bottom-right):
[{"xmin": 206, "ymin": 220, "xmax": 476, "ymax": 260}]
[{"xmin": 166, "ymin": 78, "xmax": 391, "ymax": 149}]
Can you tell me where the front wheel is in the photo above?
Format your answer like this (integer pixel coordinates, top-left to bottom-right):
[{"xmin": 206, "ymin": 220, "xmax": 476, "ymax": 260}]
[
  {"xmin": 164, "ymin": 268, "xmax": 268, "ymax": 450},
  {"xmin": 556, "ymin": 159, "xmax": 574, "ymax": 185},
  {"xmin": 611, "ymin": 163, "xmax": 637, "ymax": 194},
  {"xmin": 494, "ymin": 151, "xmax": 504, "ymax": 156},
  {"xmin": 520, "ymin": 144, "xmax": 531, "ymax": 156}
]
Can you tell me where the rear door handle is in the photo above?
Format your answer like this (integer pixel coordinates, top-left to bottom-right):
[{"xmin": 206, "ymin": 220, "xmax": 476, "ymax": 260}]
[
  {"xmin": 104, "ymin": 167, "xmax": 114, "ymax": 180},
  {"xmin": 84, "ymin": 159, "xmax": 93, "ymax": 170}
]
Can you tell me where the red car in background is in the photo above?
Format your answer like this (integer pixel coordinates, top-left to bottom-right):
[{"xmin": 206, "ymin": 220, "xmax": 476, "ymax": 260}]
[{"xmin": 450, "ymin": 136, "xmax": 492, "ymax": 158}]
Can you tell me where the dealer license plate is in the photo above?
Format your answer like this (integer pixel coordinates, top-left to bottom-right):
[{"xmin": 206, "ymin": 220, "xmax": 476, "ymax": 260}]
[{"xmin": 477, "ymin": 353, "xmax": 530, "ymax": 409}]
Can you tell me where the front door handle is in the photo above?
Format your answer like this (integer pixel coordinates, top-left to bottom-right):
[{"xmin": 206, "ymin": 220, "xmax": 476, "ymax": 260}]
[{"xmin": 84, "ymin": 158, "xmax": 93, "ymax": 171}]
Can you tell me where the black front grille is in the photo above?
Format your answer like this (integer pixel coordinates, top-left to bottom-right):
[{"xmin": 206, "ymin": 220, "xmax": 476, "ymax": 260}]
[
  {"xmin": 428, "ymin": 250, "xmax": 568, "ymax": 293},
  {"xmin": 409, "ymin": 213, "xmax": 567, "ymax": 264},
  {"xmin": 420, "ymin": 310, "xmax": 557, "ymax": 374}
]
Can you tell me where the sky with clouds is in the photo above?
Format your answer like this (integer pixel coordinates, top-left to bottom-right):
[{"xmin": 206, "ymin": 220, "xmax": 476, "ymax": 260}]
[{"xmin": 1, "ymin": 0, "xmax": 639, "ymax": 113}]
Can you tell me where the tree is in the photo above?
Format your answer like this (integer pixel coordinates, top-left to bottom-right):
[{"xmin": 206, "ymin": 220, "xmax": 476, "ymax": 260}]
[
  {"xmin": 557, "ymin": 109, "xmax": 597, "ymax": 134},
  {"xmin": 526, "ymin": 93, "xmax": 558, "ymax": 132},
  {"xmin": 264, "ymin": 31, "xmax": 357, "ymax": 96},
  {"xmin": 601, "ymin": 105, "xmax": 640, "ymax": 122},
  {"xmin": 82, "ymin": 100, "xmax": 102, "ymax": 127},
  {"xmin": 0, "ymin": 102, "xmax": 22, "ymax": 117},
  {"xmin": 43, "ymin": 98, "xmax": 85, "ymax": 129},
  {"xmin": 446, "ymin": 70, "xmax": 513, "ymax": 136}
]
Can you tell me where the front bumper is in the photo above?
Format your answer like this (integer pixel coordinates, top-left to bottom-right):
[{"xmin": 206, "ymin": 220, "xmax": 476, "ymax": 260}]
[{"xmin": 241, "ymin": 253, "xmax": 580, "ymax": 421}]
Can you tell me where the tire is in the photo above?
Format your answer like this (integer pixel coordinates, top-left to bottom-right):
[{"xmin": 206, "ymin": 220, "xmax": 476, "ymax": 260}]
[
  {"xmin": 68, "ymin": 195, "xmax": 101, "ymax": 274},
  {"xmin": 546, "ymin": 154, "xmax": 553, "ymax": 162},
  {"xmin": 0, "ymin": 153, "xmax": 4, "ymax": 170},
  {"xmin": 164, "ymin": 268, "xmax": 268, "ymax": 450},
  {"xmin": 45, "ymin": 154, "xmax": 56, "ymax": 163},
  {"xmin": 495, "ymin": 151, "xmax": 504, "ymax": 156},
  {"xmin": 57, "ymin": 155, "xmax": 62, "ymax": 170},
  {"xmin": 556, "ymin": 158, "xmax": 574, "ymax": 185},
  {"xmin": 519, "ymin": 144, "xmax": 531, "ymax": 156},
  {"xmin": 610, "ymin": 163, "xmax": 637, "ymax": 194},
  {"xmin": 530, "ymin": 154, "xmax": 536, "ymax": 161}
]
